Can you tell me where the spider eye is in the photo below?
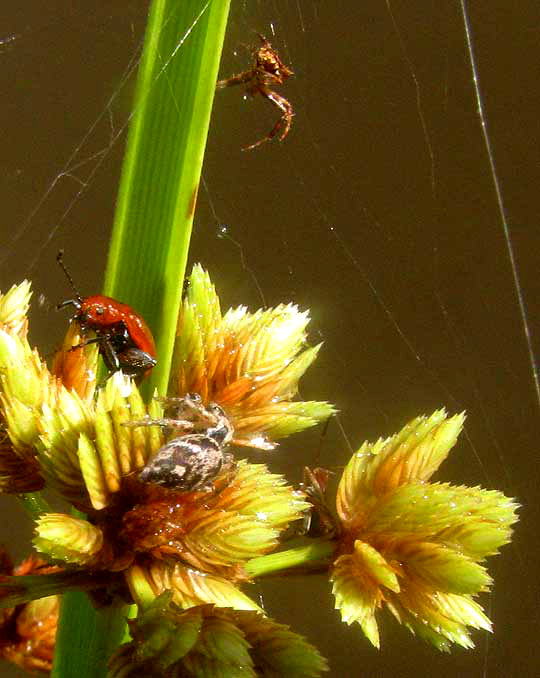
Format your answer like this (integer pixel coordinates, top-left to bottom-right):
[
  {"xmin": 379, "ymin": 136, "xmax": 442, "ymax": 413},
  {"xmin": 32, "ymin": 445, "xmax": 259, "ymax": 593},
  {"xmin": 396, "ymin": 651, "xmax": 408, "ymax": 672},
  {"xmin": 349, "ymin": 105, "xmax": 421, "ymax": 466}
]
[
  {"xmin": 95, "ymin": 306, "xmax": 104, "ymax": 315},
  {"xmin": 207, "ymin": 403, "xmax": 224, "ymax": 417}
]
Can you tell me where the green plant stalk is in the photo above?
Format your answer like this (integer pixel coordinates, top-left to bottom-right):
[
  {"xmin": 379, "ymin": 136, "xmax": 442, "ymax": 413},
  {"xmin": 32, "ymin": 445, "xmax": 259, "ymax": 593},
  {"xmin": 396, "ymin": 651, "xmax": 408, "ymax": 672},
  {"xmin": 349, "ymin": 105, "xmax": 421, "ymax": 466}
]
[
  {"xmin": 52, "ymin": 1, "xmax": 231, "ymax": 676},
  {"xmin": 103, "ymin": 0, "xmax": 231, "ymax": 399},
  {"xmin": 245, "ymin": 542, "xmax": 337, "ymax": 578},
  {"xmin": 0, "ymin": 571, "xmax": 111, "ymax": 608},
  {"xmin": 53, "ymin": 593, "xmax": 129, "ymax": 678}
]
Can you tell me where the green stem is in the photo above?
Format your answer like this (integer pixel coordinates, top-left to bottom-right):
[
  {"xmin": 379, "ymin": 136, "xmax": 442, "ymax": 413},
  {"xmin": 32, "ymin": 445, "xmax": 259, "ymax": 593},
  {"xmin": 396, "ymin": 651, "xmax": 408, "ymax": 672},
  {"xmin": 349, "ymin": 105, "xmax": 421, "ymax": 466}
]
[
  {"xmin": 245, "ymin": 542, "xmax": 337, "ymax": 578},
  {"xmin": 103, "ymin": 0, "xmax": 231, "ymax": 398},
  {"xmin": 52, "ymin": 593, "xmax": 129, "ymax": 678},
  {"xmin": 52, "ymin": 1, "xmax": 231, "ymax": 675},
  {"xmin": 0, "ymin": 571, "xmax": 110, "ymax": 608},
  {"xmin": 124, "ymin": 563, "xmax": 158, "ymax": 610}
]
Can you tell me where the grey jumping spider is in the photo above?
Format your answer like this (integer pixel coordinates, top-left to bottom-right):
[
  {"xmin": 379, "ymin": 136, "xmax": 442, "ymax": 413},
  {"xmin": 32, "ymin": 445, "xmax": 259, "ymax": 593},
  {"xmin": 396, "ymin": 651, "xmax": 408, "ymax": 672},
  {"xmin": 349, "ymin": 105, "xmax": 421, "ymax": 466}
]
[{"xmin": 126, "ymin": 393, "xmax": 234, "ymax": 492}]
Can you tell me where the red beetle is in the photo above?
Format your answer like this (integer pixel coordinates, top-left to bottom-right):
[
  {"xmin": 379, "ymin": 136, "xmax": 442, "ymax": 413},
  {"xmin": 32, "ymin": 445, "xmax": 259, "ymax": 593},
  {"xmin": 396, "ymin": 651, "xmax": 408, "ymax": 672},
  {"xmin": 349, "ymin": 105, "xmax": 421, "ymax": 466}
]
[{"xmin": 56, "ymin": 251, "xmax": 157, "ymax": 380}]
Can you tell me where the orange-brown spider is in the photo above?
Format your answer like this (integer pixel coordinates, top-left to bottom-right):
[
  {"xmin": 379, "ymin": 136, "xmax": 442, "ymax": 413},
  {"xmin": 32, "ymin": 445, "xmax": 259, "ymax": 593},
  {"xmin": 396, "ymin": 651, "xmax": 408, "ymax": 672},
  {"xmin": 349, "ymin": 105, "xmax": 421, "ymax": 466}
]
[{"xmin": 217, "ymin": 34, "xmax": 294, "ymax": 151}]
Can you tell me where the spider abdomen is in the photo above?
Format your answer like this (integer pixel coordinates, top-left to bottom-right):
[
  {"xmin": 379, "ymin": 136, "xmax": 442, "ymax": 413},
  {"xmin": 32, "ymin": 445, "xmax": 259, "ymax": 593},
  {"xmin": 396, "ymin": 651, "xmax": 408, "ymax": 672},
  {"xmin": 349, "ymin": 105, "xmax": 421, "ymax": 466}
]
[{"xmin": 139, "ymin": 434, "xmax": 225, "ymax": 491}]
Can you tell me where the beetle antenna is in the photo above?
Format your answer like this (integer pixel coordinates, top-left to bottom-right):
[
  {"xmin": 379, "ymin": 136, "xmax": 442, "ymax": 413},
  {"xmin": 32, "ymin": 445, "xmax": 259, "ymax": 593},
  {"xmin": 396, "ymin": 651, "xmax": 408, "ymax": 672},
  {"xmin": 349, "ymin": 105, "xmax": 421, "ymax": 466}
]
[{"xmin": 56, "ymin": 250, "xmax": 82, "ymax": 303}]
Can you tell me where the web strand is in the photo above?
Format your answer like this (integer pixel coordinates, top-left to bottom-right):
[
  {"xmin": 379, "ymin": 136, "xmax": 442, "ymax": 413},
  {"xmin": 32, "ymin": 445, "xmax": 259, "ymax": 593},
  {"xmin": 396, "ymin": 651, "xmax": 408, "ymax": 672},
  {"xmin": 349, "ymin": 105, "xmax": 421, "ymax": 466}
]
[
  {"xmin": 3, "ymin": 3, "xmax": 212, "ymax": 274},
  {"xmin": 460, "ymin": 0, "xmax": 540, "ymax": 415}
]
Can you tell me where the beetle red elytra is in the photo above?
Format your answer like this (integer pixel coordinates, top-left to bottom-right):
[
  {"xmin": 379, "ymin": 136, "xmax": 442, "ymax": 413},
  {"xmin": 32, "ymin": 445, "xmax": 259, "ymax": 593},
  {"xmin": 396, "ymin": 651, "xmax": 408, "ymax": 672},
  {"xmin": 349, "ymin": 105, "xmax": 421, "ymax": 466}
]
[{"xmin": 56, "ymin": 251, "xmax": 157, "ymax": 380}]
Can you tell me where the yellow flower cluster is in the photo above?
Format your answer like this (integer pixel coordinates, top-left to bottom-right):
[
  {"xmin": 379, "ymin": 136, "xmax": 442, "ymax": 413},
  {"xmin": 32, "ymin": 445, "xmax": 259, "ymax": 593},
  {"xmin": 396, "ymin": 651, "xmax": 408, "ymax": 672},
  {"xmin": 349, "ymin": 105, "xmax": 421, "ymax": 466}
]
[
  {"xmin": 0, "ymin": 269, "xmax": 519, "ymax": 674},
  {"xmin": 0, "ymin": 270, "xmax": 328, "ymax": 614}
]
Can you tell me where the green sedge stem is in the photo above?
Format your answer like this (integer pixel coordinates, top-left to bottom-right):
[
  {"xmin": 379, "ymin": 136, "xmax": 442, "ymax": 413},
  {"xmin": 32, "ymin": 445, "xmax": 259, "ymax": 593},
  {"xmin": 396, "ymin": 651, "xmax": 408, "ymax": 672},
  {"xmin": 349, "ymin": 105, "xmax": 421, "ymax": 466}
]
[
  {"xmin": 53, "ymin": 593, "xmax": 130, "ymax": 678},
  {"xmin": 0, "ymin": 571, "xmax": 110, "ymax": 608},
  {"xmin": 245, "ymin": 542, "xmax": 337, "ymax": 578}
]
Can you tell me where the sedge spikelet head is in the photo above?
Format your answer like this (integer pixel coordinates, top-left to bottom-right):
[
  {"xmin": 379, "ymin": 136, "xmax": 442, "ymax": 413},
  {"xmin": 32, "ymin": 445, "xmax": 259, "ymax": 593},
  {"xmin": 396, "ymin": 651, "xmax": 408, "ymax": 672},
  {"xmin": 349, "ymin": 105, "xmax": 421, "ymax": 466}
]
[
  {"xmin": 108, "ymin": 593, "xmax": 328, "ymax": 678},
  {"xmin": 330, "ymin": 410, "xmax": 518, "ymax": 650},
  {"xmin": 173, "ymin": 265, "xmax": 335, "ymax": 450}
]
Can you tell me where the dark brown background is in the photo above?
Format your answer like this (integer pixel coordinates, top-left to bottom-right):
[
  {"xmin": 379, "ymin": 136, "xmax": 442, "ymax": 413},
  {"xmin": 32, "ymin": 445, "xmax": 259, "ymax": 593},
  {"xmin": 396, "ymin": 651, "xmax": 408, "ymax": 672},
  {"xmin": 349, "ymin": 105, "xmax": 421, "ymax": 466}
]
[{"xmin": 1, "ymin": 2, "xmax": 539, "ymax": 676}]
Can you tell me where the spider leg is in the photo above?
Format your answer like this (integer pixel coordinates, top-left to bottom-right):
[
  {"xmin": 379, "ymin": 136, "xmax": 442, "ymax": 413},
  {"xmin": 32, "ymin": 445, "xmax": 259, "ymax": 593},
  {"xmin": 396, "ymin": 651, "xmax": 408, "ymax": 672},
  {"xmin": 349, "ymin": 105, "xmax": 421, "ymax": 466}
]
[
  {"xmin": 217, "ymin": 71, "xmax": 254, "ymax": 89},
  {"xmin": 153, "ymin": 395, "xmax": 200, "ymax": 412},
  {"xmin": 154, "ymin": 395, "xmax": 218, "ymax": 428},
  {"xmin": 242, "ymin": 87, "xmax": 293, "ymax": 151},
  {"xmin": 122, "ymin": 416, "xmax": 196, "ymax": 432},
  {"xmin": 265, "ymin": 89, "xmax": 294, "ymax": 141}
]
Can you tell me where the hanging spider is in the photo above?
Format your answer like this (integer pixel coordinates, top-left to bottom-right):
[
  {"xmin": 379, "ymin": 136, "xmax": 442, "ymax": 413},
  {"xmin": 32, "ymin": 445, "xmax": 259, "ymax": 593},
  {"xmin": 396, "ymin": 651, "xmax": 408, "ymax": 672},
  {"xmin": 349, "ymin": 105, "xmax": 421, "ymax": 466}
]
[{"xmin": 217, "ymin": 34, "xmax": 294, "ymax": 151}]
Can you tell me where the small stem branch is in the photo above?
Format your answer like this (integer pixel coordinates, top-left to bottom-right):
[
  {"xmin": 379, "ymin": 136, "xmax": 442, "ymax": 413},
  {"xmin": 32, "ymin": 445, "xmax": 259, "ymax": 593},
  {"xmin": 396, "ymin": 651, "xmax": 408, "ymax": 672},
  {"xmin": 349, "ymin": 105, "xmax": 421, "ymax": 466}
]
[
  {"xmin": 124, "ymin": 563, "xmax": 157, "ymax": 610},
  {"xmin": 245, "ymin": 541, "xmax": 336, "ymax": 578},
  {"xmin": 0, "ymin": 570, "xmax": 111, "ymax": 608}
]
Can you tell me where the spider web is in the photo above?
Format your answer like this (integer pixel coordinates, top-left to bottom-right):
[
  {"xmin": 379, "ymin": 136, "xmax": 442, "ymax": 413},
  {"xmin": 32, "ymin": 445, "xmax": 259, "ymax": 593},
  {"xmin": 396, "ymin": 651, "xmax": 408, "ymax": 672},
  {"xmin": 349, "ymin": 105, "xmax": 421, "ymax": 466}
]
[{"xmin": 1, "ymin": 2, "xmax": 538, "ymax": 676}]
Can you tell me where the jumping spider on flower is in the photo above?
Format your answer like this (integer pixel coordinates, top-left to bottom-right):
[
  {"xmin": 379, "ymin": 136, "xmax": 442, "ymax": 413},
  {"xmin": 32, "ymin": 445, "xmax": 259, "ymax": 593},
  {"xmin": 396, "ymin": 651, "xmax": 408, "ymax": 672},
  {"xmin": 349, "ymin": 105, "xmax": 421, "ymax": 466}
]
[
  {"xmin": 126, "ymin": 393, "xmax": 234, "ymax": 492},
  {"xmin": 217, "ymin": 33, "xmax": 294, "ymax": 151}
]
